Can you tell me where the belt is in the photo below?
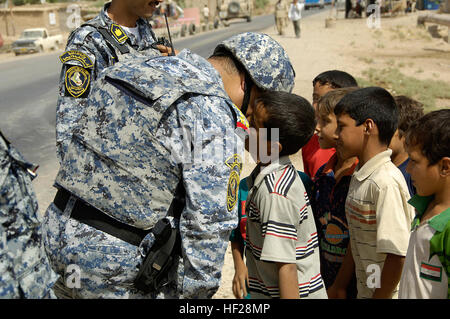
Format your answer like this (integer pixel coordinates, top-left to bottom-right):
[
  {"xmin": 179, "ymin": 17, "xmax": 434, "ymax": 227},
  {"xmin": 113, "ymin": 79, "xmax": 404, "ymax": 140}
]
[{"xmin": 54, "ymin": 188, "xmax": 149, "ymax": 246}]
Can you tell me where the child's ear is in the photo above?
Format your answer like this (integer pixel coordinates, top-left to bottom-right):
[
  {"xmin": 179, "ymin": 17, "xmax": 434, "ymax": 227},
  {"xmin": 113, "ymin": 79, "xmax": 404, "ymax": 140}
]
[
  {"xmin": 363, "ymin": 119, "xmax": 375, "ymax": 135},
  {"xmin": 439, "ymin": 157, "xmax": 450, "ymax": 177}
]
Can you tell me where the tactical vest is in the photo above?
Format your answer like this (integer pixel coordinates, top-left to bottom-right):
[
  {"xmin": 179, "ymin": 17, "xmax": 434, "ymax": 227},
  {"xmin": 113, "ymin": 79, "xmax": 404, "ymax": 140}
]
[{"xmin": 56, "ymin": 54, "xmax": 235, "ymax": 231}]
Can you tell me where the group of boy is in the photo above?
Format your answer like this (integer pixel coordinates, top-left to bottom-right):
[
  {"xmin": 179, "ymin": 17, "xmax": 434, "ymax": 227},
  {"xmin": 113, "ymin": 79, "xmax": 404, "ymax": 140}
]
[{"xmin": 230, "ymin": 70, "xmax": 450, "ymax": 299}]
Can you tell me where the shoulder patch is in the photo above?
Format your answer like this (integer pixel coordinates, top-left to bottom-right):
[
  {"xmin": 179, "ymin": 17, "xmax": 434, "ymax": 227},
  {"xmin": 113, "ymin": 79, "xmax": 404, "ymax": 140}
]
[
  {"xmin": 64, "ymin": 66, "xmax": 91, "ymax": 98},
  {"xmin": 226, "ymin": 154, "xmax": 243, "ymax": 212},
  {"xmin": 110, "ymin": 24, "xmax": 128, "ymax": 44},
  {"xmin": 60, "ymin": 50, "xmax": 94, "ymax": 69},
  {"xmin": 236, "ymin": 107, "xmax": 249, "ymax": 131}
]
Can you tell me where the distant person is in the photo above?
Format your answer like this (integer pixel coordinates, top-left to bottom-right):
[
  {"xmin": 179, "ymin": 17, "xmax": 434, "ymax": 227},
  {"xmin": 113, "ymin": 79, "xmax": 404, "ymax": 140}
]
[
  {"xmin": 288, "ymin": 0, "xmax": 305, "ymax": 38},
  {"xmin": 399, "ymin": 109, "xmax": 450, "ymax": 299},
  {"xmin": 310, "ymin": 87, "xmax": 359, "ymax": 298},
  {"xmin": 275, "ymin": 0, "xmax": 289, "ymax": 36},
  {"xmin": 389, "ymin": 95, "xmax": 424, "ymax": 196},
  {"xmin": 327, "ymin": 87, "xmax": 415, "ymax": 299},
  {"xmin": 244, "ymin": 91, "xmax": 327, "ymax": 299},
  {"xmin": 302, "ymin": 70, "xmax": 358, "ymax": 179},
  {"xmin": 203, "ymin": 4, "xmax": 210, "ymax": 23}
]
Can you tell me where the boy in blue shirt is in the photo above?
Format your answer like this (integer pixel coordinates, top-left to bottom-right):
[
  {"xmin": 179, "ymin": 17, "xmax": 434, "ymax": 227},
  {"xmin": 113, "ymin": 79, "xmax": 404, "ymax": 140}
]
[{"xmin": 389, "ymin": 95, "xmax": 424, "ymax": 196}]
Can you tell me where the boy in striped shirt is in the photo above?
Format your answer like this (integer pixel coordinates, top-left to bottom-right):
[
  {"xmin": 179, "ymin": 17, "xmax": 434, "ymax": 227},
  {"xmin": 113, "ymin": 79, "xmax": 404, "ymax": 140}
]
[{"xmin": 244, "ymin": 91, "xmax": 327, "ymax": 299}]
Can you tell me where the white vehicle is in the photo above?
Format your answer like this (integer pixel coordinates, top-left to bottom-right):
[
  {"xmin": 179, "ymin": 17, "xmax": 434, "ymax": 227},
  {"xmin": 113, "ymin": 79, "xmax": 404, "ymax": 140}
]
[{"xmin": 12, "ymin": 28, "xmax": 63, "ymax": 56}]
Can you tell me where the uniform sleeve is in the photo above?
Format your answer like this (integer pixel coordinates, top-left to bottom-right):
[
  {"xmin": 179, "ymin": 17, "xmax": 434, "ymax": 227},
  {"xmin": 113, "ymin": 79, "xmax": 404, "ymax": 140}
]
[
  {"xmin": 376, "ymin": 184, "xmax": 414, "ymax": 256},
  {"xmin": 258, "ymin": 193, "xmax": 299, "ymax": 264},
  {"xmin": 0, "ymin": 224, "xmax": 18, "ymax": 298},
  {"xmin": 166, "ymin": 97, "xmax": 242, "ymax": 298},
  {"xmin": 56, "ymin": 29, "xmax": 111, "ymax": 163}
]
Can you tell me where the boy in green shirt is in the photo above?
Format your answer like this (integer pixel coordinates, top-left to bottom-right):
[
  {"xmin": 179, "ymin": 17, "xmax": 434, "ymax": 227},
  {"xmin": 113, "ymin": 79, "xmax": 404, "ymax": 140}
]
[{"xmin": 399, "ymin": 109, "xmax": 450, "ymax": 298}]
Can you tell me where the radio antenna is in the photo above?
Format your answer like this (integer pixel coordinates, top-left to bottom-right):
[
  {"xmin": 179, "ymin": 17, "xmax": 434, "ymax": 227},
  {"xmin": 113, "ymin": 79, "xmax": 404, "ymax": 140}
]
[{"xmin": 164, "ymin": 13, "xmax": 176, "ymax": 56}]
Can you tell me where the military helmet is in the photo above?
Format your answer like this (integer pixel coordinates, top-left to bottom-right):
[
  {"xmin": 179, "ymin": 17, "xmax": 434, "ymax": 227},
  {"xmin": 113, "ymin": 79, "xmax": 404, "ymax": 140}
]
[{"xmin": 213, "ymin": 32, "xmax": 296, "ymax": 93}]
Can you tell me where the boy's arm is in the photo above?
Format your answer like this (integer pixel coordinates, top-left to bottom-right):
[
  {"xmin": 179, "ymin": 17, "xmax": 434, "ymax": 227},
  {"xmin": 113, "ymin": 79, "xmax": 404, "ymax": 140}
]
[
  {"xmin": 231, "ymin": 241, "xmax": 248, "ymax": 299},
  {"xmin": 372, "ymin": 253, "xmax": 405, "ymax": 299},
  {"xmin": 327, "ymin": 241, "xmax": 355, "ymax": 299},
  {"xmin": 277, "ymin": 262, "xmax": 299, "ymax": 299}
]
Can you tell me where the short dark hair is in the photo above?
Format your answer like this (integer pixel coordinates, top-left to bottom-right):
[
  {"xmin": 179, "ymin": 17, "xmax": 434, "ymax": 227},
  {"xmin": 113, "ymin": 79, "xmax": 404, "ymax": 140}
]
[
  {"xmin": 256, "ymin": 91, "xmax": 316, "ymax": 157},
  {"xmin": 334, "ymin": 87, "xmax": 398, "ymax": 146},
  {"xmin": 405, "ymin": 109, "xmax": 450, "ymax": 165},
  {"xmin": 313, "ymin": 70, "xmax": 358, "ymax": 89},
  {"xmin": 394, "ymin": 95, "xmax": 424, "ymax": 137}
]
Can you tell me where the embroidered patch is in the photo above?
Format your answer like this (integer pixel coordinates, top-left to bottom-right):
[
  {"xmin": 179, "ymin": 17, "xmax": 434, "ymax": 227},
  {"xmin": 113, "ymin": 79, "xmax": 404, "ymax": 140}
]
[
  {"xmin": 59, "ymin": 50, "xmax": 94, "ymax": 69},
  {"xmin": 236, "ymin": 108, "xmax": 249, "ymax": 131},
  {"xmin": 420, "ymin": 262, "xmax": 442, "ymax": 282},
  {"xmin": 64, "ymin": 66, "xmax": 91, "ymax": 98},
  {"xmin": 225, "ymin": 154, "xmax": 243, "ymax": 212},
  {"xmin": 110, "ymin": 24, "xmax": 128, "ymax": 44}
]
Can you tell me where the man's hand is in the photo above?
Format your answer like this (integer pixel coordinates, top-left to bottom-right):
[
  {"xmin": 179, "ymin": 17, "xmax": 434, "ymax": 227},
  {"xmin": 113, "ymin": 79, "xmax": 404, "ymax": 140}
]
[{"xmin": 156, "ymin": 44, "xmax": 179, "ymax": 56}]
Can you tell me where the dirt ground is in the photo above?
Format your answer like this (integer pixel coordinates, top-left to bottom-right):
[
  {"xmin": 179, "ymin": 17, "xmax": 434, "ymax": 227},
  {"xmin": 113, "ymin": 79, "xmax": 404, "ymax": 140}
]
[{"xmin": 213, "ymin": 8, "xmax": 450, "ymax": 299}]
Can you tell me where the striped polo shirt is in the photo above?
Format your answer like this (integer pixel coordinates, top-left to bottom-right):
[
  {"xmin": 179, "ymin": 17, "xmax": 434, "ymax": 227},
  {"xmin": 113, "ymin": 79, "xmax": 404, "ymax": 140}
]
[
  {"xmin": 245, "ymin": 156, "xmax": 327, "ymax": 299},
  {"xmin": 345, "ymin": 150, "xmax": 415, "ymax": 298}
]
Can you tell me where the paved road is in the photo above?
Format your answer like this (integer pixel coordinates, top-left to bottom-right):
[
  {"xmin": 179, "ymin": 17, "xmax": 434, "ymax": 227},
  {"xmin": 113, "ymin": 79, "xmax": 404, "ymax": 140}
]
[{"xmin": 0, "ymin": 10, "xmax": 324, "ymax": 211}]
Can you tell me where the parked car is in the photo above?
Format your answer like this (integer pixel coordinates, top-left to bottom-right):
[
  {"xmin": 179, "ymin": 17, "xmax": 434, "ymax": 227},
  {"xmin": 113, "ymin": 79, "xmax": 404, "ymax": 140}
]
[{"xmin": 12, "ymin": 28, "xmax": 63, "ymax": 56}]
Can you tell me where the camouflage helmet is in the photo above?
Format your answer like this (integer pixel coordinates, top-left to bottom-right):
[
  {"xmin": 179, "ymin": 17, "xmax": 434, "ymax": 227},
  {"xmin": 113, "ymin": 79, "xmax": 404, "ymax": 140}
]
[{"xmin": 213, "ymin": 32, "xmax": 296, "ymax": 93}]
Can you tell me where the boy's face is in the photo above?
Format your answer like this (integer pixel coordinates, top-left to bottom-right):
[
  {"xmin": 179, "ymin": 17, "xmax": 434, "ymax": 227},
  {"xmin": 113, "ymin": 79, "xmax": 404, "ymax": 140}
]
[
  {"xmin": 245, "ymin": 102, "xmax": 280, "ymax": 164},
  {"xmin": 406, "ymin": 144, "xmax": 441, "ymax": 197},
  {"xmin": 336, "ymin": 112, "xmax": 365, "ymax": 160},
  {"xmin": 312, "ymin": 82, "xmax": 333, "ymax": 111},
  {"xmin": 389, "ymin": 129, "xmax": 405, "ymax": 158},
  {"xmin": 316, "ymin": 112, "xmax": 338, "ymax": 149}
]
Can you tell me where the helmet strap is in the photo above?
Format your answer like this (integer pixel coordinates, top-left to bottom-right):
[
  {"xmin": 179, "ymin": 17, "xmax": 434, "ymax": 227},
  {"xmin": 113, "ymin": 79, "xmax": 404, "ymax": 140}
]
[{"xmin": 240, "ymin": 74, "xmax": 253, "ymax": 117}]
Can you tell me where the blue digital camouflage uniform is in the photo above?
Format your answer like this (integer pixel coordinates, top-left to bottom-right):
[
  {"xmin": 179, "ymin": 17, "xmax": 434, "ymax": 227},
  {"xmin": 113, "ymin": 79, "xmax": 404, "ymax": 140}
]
[
  {"xmin": 0, "ymin": 131, "xmax": 58, "ymax": 299},
  {"xmin": 43, "ymin": 32, "xmax": 295, "ymax": 299},
  {"xmin": 56, "ymin": 2, "xmax": 160, "ymax": 164}
]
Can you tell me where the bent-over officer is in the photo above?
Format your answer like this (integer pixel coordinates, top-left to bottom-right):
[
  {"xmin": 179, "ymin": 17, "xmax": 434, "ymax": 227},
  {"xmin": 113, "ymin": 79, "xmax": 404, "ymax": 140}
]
[
  {"xmin": 0, "ymin": 131, "xmax": 58, "ymax": 298},
  {"xmin": 43, "ymin": 32, "xmax": 295, "ymax": 298},
  {"xmin": 56, "ymin": 0, "xmax": 167, "ymax": 164}
]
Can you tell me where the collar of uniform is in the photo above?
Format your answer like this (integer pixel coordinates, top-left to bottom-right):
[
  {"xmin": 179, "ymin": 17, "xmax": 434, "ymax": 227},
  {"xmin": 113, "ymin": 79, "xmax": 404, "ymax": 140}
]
[
  {"xmin": 101, "ymin": 3, "xmax": 150, "ymax": 46},
  {"xmin": 177, "ymin": 49, "xmax": 229, "ymax": 100},
  {"xmin": 251, "ymin": 156, "xmax": 292, "ymax": 189},
  {"xmin": 353, "ymin": 149, "xmax": 392, "ymax": 182},
  {"xmin": 409, "ymin": 194, "xmax": 450, "ymax": 232}
]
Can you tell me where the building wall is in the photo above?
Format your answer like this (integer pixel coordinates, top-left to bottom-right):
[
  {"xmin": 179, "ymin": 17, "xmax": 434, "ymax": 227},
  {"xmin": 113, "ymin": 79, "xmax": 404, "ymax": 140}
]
[{"xmin": 1, "ymin": 7, "xmax": 62, "ymax": 37}]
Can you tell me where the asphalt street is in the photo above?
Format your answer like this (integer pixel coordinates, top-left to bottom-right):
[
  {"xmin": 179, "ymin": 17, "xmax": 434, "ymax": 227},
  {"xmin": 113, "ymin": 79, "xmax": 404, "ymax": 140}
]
[{"xmin": 0, "ymin": 9, "xmax": 324, "ymax": 211}]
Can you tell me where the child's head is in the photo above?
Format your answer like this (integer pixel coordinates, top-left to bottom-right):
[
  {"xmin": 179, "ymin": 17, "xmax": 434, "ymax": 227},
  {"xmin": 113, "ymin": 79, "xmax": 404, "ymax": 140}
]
[
  {"xmin": 247, "ymin": 91, "xmax": 316, "ymax": 163},
  {"xmin": 405, "ymin": 109, "xmax": 450, "ymax": 197},
  {"xmin": 312, "ymin": 70, "xmax": 358, "ymax": 109},
  {"xmin": 315, "ymin": 87, "xmax": 359, "ymax": 150},
  {"xmin": 334, "ymin": 87, "xmax": 398, "ymax": 160},
  {"xmin": 389, "ymin": 96, "xmax": 424, "ymax": 159}
]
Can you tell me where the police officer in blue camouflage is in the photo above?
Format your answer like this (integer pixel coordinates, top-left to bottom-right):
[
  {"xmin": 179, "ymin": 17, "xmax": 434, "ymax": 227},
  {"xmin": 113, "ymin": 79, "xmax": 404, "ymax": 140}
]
[
  {"xmin": 43, "ymin": 32, "xmax": 295, "ymax": 298},
  {"xmin": 56, "ymin": 0, "xmax": 167, "ymax": 164},
  {"xmin": 0, "ymin": 131, "xmax": 58, "ymax": 299}
]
